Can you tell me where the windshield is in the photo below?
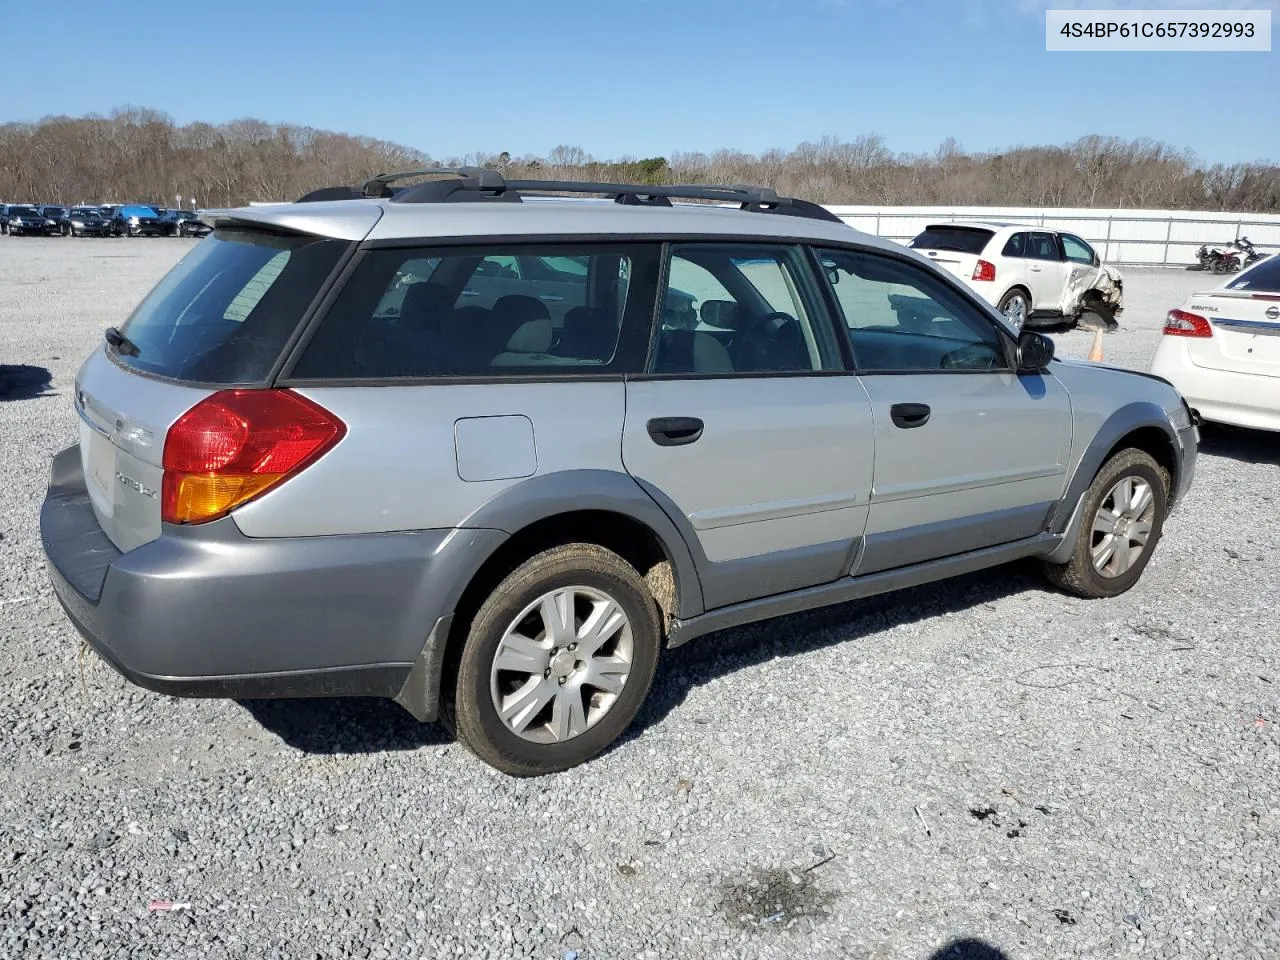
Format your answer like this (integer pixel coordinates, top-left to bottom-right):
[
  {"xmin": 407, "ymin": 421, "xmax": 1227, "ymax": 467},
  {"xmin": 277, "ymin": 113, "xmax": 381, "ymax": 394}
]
[
  {"xmin": 1226, "ymin": 256, "xmax": 1280, "ymax": 293},
  {"xmin": 909, "ymin": 226, "xmax": 995, "ymax": 254},
  {"xmin": 114, "ymin": 228, "xmax": 350, "ymax": 384},
  {"xmin": 121, "ymin": 205, "xmax": 158, "ymax": 217},
  {"xmin": 43, "ymin": 207, "xmax": 65, "ymax": 217},
  {"xmin": 11, "ymin": 206, "xmax": 39, "ymax": 216},
  {"xmin": 70, "ymin": 207, "xmax": 98, "ymax": 216}
]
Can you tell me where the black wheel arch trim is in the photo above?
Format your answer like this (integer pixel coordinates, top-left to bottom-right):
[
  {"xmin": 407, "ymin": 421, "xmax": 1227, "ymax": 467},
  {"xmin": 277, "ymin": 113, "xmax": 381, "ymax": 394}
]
[
  {"xmin": 456, "ymin": 468, "xmax": 706, "ymax": 620},
  {"xmin": 1048, "ymin": 402, "xmax": 1180, "ymax": 540}
]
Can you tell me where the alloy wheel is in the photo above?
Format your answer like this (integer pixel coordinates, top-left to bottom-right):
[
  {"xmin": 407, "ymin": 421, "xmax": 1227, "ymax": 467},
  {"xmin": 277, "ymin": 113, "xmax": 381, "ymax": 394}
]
[
  {"xmin": 1090, "ymin": 475, "xmax": 1155, "ymax": 577},
  {"xmin": 489, "ymin": 585, "xmax": 634, "ymax": 744},
  {"xmin": 1003, "ymin": 294, "xmax": 1027, "ymax": 329}
]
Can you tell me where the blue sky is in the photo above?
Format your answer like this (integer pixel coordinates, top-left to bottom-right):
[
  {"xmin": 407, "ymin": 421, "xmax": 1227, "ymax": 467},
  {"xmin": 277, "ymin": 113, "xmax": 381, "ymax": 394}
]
[{"xmin": 2, "ymin": 0, "xmax": 1276, "ymax": 164}]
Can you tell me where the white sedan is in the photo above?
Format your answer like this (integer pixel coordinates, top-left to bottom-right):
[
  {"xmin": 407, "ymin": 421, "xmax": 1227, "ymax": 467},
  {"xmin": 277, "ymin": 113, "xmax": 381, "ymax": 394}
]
[{"xmin": 1152, "ymin": 255, "xmax": 1280, "ymax": 432}]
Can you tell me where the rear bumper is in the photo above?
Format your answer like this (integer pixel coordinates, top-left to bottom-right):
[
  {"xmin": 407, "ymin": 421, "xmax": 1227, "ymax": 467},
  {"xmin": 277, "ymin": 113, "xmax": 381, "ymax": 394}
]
[
  {"xmin": 40, "ymin": 445, "xmax": 504, "ymax": 716},
  {"xmin": 1152, "ymin": 342, "xmax": 1280, "ymax": 433}
]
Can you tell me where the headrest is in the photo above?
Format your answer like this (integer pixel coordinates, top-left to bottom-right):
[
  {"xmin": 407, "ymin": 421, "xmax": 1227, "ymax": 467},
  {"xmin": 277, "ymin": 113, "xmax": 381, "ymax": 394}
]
[{"xmin": 506, "ymin": 318, "xmax": 554, "ymax": 353}]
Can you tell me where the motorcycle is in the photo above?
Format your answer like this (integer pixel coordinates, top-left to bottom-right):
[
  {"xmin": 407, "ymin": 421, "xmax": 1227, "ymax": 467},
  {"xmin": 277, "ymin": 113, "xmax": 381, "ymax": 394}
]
[
  {"xmin": 1236, "ymin": 236, "xmax": 1265, "ymax": 268},
  {"xmin": 1197, "ymin": 236, "xmax": 1265, "ymax": 274}
]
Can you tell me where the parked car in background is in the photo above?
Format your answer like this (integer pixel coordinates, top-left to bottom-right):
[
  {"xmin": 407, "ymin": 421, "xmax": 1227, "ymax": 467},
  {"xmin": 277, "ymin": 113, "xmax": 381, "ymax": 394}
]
[
  {"xmin": 163, "ymin": 209, "xmax": 211, "ymax": 237},
  {"xmin": 907, "ymin": 222, "xmax": 1124, "ymax": 331},
  {"xmin": 1153, "ymin": 254, "xmax": 1280, "ymax": 432},
  {"xmin": 5, "ymin": 205, "xmax": 48, "ymax": 236},
  {"xmin": 41, "ymin": 169, "xmax": 1197, "ymax": 776},
  {"xmin": 61, "ymin": 206, "xmax": 113, "ymax": 237},
  {"xmin": 110, "ymin": 204, "xmax": 166, "ymax": 237},
  {"xmin": 35, "ymin": 206, "xmax": 67, "ymax": 236}
]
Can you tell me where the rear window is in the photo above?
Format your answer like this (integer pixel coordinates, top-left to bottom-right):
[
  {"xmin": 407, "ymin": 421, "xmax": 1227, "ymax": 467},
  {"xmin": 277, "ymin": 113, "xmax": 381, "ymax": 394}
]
[
  {"xmin": 1227, "ymin": 256, "xmax": 1280, "ymax": 292},
  {"xmin": 908, "ymin": 226, "xmax": 994, "ymax": 255},
  {"xmin": 289, "ymin": 243, "xmax": 662, "ymax": 380},
  {"xmin": 113, "ymin": 228, "xmax": 349, "ymax": 384}
]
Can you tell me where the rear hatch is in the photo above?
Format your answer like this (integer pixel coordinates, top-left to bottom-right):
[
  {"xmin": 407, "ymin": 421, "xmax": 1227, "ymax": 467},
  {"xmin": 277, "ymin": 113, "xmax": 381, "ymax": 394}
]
[
  {"xmin": 1184, "ymin": 259, "xmax": 1280, "ymax": 378},
  {"xmin": 76, "ymin": 226, "xmax": 351, "ymax": 552},
  {"xmin": 907, "ymin": 224, "xmax": 995, "ymax": 281}
]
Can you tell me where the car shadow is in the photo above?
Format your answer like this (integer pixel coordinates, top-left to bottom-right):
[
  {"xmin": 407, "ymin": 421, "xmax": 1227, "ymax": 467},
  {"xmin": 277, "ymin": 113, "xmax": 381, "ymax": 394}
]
[
  {"xmin": 1197, "ymin": 423, "xmax": 1280, "ymax": 466},
  {"xmin": 240, "ymin": 560, "xmax": 1048, "ymax": 758},
  {"xmin": 627, "ymin": 559, "xmax": 1046, "ymax": 739},
  {"xmin": 238, "ymin": 696, "xmax": 449, "ymax": 754},
  {"xmin": 0, "ymin": 364, "xmax": 53, "ymax": 400},
  {"xmin": 927, "ymin": 938, "xmax": 1012, "ymax": 960}
]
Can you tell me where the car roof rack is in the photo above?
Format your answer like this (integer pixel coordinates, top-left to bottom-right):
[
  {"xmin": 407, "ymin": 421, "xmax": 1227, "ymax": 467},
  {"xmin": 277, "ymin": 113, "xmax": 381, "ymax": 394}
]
[{"xmin": 295, "ymin": 168, "xmax": 845, "ymax": 224}]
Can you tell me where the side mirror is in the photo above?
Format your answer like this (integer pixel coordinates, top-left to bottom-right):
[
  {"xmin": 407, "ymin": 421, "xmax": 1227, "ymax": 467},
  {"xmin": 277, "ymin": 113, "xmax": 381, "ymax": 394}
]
[{"xmin": 1016, "ymin": 330, "xmax": 1054, "ymax": 373}]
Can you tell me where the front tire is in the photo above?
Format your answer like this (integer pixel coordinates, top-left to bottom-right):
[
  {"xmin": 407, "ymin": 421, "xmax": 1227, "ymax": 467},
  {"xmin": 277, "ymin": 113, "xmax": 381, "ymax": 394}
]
[
  {"xmin": 998, "ymin": 289, "xmax": 1030, "ymax": 330},
  {"xmin": 451, "ymin": 543, "xmax": 662, "ymax": 776},
  {"xmin": 1042, "ymin": 448, "xmax": 1168, "ymax": 599}
]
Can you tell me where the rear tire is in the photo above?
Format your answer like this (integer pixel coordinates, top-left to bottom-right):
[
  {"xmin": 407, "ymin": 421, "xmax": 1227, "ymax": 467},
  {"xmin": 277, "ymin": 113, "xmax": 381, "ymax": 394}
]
[
  {"xmin": 451, "ymin": 543, "xmax": 662, "ymax": 776},
  {"xmin": 998, "ymin": 289, "xmax": 1030, "ymax": 330},
  {"xmin": 1042, "ymin": 448, "xmax": 1168, "ymax": 599}
]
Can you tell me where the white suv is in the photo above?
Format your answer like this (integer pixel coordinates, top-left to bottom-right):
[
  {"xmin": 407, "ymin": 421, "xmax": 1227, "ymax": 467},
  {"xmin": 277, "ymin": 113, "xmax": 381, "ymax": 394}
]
[{"xmin": 907, "ymin": 222, "xmax": 1124, "ymax": 331}]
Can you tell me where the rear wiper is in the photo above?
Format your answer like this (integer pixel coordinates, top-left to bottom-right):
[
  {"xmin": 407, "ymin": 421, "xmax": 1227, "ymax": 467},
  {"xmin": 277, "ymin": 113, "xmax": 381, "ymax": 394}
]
[{"xmin": 104, "ymin": 326, "xmax": 141, "ymax": 357}]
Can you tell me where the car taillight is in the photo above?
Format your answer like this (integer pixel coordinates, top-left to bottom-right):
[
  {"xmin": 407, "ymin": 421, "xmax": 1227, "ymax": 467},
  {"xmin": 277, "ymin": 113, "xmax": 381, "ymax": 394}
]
[
  {"xmin": 972, "ymin": 260, "xmax": 996, "ymax": 282},
  {"xmin": 162, "ymin": 390, "xmax": 345, "ymax": 524},
  {"xmin": 1162, "ymin": 309, "xmax": 1213, "ymax": 338}
]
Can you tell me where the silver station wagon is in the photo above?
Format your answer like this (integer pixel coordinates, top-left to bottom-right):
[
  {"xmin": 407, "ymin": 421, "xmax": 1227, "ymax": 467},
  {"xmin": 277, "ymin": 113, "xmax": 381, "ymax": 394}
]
[{"xmin": 41, "ymin": 169, "xmax": 1198, "ymax": 775}]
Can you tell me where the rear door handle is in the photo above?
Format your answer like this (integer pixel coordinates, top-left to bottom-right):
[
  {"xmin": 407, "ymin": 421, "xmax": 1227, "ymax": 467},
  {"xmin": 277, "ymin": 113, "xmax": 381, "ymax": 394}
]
[
  {"xmin": 646, "ymin": 416, "xmax": 704, "ymax": 446},
  {"xmin": 1029, "ymin": 265, "xmax": 1042, "ymax": 272},
  {"xmin": 539, "ymin": 294, "xmax": 564, "ymax": 302},
  {"xmin": 889, "ymin": 403, "xmax": 931, "ymax": 429}
]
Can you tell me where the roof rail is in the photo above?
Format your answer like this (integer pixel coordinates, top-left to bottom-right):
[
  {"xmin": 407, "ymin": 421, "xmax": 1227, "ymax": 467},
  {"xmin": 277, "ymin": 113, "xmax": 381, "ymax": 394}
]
[
  {"xmin": 296, "ymin": 168, "xmax": 846, "ymax": 224},
  {"xmin": 360, "ymin": 167, "xmax": 505, "ymax": 198}
]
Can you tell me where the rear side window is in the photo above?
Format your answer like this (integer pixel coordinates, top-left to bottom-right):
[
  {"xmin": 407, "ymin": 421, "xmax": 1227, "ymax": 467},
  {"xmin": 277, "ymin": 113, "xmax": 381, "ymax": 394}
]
[
  {"xmin": 652, "ymin": 244, "xmax": 841, "ymax": 375},
  {"xmin": 908, "ymin": 226, "xmax": 994, "ymax": 255},
  {"xmin": 1227, "ymin": 256, "xmax": 1280, "ymax": 292},
  {"xmin": 290, "ymin": 244, "xmax": 662, "ymax": 380},
  {"xmin": 1026, "ymin": 232, "xmax": 1060, "ymax": 261},
  {"xmin": 114, "ymin": 228, "xmax": 349, "ymax": 384}
]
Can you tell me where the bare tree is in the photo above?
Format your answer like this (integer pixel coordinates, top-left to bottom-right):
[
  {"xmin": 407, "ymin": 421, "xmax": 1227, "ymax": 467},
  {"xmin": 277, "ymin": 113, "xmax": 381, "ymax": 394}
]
[{"xmin": 0, "ymin": 111, "xmax": 1275, "ymax": 213}]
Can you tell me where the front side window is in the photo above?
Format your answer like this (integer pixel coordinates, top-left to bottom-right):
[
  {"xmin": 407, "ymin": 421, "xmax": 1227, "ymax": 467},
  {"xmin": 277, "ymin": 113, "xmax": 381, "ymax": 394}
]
[
  {"xmin": 1026, "ymin": 232, "xmax": 1061, "ymax": 261},
  {"xmin": 1060, "ymin": 234, "xmax": 1095, "ymax": 265},
  {"xmin": 651, "ymin": 244, "xmax": 840, "ymax": 375},
  {"xmin": 291, "ymin": 243, "xmax": 660, "ymax": 379},
  {"xmin": 815, "ymin": 248, "xmax": 1008, "ymax": 373}
]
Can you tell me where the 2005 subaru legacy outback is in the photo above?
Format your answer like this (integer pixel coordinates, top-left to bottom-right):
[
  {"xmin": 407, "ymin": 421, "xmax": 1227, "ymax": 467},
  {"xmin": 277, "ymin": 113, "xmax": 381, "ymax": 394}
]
[{"xmin": 41, "ymin": 169, "xmax": 1198, "ymax": 775}]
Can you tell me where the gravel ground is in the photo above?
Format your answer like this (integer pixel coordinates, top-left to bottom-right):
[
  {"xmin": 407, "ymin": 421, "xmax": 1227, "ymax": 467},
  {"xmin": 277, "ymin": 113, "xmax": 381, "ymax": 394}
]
[{"xmin": 1, "ymin": 236, "xmax": 1277, "ymax": 960}]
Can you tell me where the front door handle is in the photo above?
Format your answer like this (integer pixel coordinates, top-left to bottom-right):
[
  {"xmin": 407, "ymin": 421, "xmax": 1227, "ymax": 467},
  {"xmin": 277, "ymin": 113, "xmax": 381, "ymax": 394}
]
[
  {"xmin": 647, "ymin": 416, "xmax": 704, "ymax": 446},
  {"xmin": 889, "ymin": 403, "xmax": 931, "ymax": 429},
  {"xmin": 539, "ymin": 294, "xmax": 564, "ymax": 302},
  {"xmin": 1029, "ymin": 265, "xmax": 1042, "ymax": 272}
]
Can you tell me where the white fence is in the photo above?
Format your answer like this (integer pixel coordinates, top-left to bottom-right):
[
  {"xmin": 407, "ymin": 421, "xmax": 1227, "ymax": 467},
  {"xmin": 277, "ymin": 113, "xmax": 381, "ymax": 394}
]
[{"xmin": 825, "ymin": 205, "xmax": 1280, "ymax": 267}]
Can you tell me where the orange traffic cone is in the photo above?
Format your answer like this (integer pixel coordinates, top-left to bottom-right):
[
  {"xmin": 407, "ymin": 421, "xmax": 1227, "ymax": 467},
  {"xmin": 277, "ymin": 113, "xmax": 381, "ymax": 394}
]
[{"xmin": 1087, "ymin": 328, "xmax": 1104, "ymax": 362}]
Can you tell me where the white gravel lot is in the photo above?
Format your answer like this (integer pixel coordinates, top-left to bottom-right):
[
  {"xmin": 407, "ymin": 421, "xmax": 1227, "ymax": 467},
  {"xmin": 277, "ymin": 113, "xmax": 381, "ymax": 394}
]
[{"xmin": 1, "ymin": 236, "xmax": 1277, "ymax": 960}]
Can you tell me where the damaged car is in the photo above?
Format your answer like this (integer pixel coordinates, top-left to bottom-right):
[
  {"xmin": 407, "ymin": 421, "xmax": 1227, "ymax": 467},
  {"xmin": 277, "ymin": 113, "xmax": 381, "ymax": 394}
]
[{"xmin": 907, "ymin": 222, "xmax": 1123, "ymax": 331}]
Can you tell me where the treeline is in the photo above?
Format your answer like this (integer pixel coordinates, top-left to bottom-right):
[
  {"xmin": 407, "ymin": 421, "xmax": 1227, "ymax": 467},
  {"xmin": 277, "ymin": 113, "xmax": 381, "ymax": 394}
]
[{"xmin": 1, "ymin": 108, "xmax": 1278, "ymax": 213}]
